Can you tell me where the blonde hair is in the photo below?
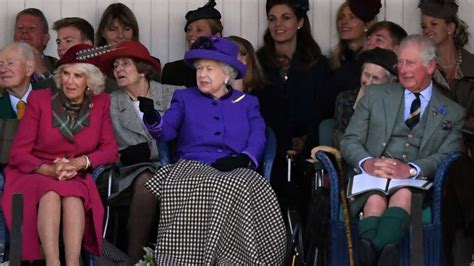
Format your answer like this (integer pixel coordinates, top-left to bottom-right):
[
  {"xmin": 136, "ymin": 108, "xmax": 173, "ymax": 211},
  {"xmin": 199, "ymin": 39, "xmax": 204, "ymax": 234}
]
[
  {"xmin": 450, "ymin": 16, "xmax": 470, "ymax": 49},
  {"xmin": 54, "ymin": 63, "xmax": 106, "ymax": 95},
  {"xmin": 330, "ymin": 2, "xmax": 377, "ymax": 69}
]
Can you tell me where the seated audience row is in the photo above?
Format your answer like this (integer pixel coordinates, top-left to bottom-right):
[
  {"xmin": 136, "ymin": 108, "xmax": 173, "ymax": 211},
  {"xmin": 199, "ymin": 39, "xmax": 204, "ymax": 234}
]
[{"xmin": 0, "ymin": 0, "xmax": 473, "ymax": 264}]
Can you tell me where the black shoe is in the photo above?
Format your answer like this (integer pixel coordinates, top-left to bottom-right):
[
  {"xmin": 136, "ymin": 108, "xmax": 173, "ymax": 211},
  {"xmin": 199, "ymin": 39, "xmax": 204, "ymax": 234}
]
[
  {"xmin": 359, "ymin": 239, "xmax": 377, "ymax": 266},
  {"xmin": 377, "ymin": 244, "xmax": 399, "ymax": 266}
]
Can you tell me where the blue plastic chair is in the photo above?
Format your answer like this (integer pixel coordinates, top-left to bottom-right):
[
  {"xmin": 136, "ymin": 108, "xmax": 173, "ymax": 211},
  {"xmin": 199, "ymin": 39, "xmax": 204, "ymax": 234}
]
[{"xmin": 315, "ymin": 150, "xmax": 461, "ymax": 266}]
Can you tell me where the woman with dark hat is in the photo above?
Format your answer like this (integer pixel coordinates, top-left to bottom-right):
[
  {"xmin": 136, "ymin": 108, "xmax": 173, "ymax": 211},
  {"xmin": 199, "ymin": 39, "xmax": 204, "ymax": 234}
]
[
  {"xmin": 140, "ymin": 36, "xmax": 286, "ymax": 264},
  {"xmin": 161, "ymin": 0, "xmax": 223, "ymax": 87},
  {"xmin": 101, "ymin": 40, "xmax": 182, "ymax": 261},
  {"xmin": 420, "ymin": 0, "xmax": 474, "ymax": 144},
  {"xmin": 321, "ymin": 0, "xmax": 382, "ymax": 123},
  {"xmin": 2, "ymin": 44, "xmax": 118, "ymax": 263},
  {"xmin": 333, "ymin": 47, "xmax": 398, "ymax": 148},
  {"xmin": 256, "ymin": 0, "xmax": 331, "ymax": 205},
  {"xmin": 420, "ymin": 1, "xmax": 474, "ymax": 264}
]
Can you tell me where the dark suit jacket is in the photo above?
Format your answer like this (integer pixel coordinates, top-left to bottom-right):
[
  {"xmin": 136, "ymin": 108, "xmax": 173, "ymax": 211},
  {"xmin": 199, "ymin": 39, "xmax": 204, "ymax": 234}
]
[
  {"xmin": 0, "ymin": 85, "xmax": 43, "ymax": 119},
  {"xmin": 0, "ymin": 91, "xmax": 16, "ymax": 119},
  {"xmin": 161, "ymin": 59, "xmax": 196, "ymax": 87}
]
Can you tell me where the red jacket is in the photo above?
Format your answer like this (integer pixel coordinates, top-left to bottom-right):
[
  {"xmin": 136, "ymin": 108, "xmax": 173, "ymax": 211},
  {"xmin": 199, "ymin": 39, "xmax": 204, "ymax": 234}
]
[{"xmin": 2, "ymin": 89, "xmax": 118, "ymax": 260}]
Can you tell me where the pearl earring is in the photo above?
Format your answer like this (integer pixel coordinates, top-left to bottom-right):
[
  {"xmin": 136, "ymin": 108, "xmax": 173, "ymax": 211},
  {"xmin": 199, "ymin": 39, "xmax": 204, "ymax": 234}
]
[{"xmin": 297, "ymin": 26, "xmax": 301, "ymax": 30}]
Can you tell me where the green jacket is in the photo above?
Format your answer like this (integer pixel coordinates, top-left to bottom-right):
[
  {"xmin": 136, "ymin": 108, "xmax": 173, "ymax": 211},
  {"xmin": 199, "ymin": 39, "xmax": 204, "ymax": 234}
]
[{"xmin": 341, "ymin": 83, "xmax": 465, "ymax": 178}]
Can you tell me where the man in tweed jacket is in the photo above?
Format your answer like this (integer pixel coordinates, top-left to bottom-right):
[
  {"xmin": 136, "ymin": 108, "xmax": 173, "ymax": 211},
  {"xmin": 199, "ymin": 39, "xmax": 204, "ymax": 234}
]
[{"xmin": 341, "ymin": 35, "xmax": 464, "ymax": 266}]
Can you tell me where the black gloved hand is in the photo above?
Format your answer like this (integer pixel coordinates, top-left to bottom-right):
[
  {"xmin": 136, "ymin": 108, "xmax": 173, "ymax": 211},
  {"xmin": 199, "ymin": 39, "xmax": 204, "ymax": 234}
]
[
  {"xmin": 119, "ymin": 142, "xmax": 151, "ymax": 166},
  {"xmin": 138, "ymin": 96, "xmax": 161, "ymax": 125},
  {"xmin": 211, "ymin": 153, "xmax": 251, "ymax": 172}
]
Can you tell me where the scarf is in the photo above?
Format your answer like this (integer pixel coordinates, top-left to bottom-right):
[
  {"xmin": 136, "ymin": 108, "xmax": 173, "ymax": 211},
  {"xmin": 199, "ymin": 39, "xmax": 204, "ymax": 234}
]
[{"xmin": 52, "ymin": 89, "xmax": 91, "ymax": 142}]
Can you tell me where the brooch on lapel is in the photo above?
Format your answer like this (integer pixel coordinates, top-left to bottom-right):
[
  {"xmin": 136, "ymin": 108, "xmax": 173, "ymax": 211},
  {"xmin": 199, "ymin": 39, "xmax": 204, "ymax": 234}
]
[
  {"xmin": 232, "ymin": 94, "xmax": 246, "ymax": 104},
  {"xmin": 442, "ymin": 120, "xmax": 452, "ymax": 130},
  {"xmin": 432, "ymin": 106, "xmax": 446, "ymax": 117}
]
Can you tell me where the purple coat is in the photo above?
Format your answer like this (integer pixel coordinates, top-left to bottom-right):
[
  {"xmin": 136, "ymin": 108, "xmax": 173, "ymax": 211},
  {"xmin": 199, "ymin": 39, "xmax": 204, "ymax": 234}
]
[{"xmin": 146, "ymin": 87, "xmax": 266, "ymax": 167}]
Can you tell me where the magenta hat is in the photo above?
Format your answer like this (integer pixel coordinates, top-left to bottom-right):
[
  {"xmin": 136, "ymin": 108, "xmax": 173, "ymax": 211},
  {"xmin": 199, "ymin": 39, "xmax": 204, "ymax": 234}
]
[
  {"xmin": 184, "ymin": 36, "xmax": 246, "ymax": 79},
  {"xmin": 55, "ymin": 44, "xmax": 105, "ymax": 71},
  {"xmin": 100, "ymin": 41, "xmax": 161, "ymax": 77}
]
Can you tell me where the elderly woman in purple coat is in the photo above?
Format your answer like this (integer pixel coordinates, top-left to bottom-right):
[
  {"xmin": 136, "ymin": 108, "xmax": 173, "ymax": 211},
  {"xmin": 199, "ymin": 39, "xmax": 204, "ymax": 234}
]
[{"xmin": 138, "ymin": 36, "xmax": 286, "ymax": 264}]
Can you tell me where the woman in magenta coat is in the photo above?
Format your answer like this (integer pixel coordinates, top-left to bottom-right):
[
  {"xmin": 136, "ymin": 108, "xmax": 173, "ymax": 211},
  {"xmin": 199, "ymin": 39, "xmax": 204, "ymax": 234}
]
[{"xmin": 2, "ymin": 44, "xmax": 118, "ymax": 264}]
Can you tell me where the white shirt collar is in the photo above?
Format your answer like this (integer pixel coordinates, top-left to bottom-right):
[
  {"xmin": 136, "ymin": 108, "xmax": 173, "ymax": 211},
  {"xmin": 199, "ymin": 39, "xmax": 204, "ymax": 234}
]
[
  {"xmin": 404, "ymin": 81, "xmax": 433, "ymax": 101},
  {"xmin": 9, "ymin": 84, "xmax": 33, "ymax": 113}
]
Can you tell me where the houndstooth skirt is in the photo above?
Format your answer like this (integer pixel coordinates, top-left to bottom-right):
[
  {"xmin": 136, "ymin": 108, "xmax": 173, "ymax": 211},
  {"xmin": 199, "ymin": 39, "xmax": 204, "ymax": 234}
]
[{"xmin": 144, "ymin": 159, "xmax": 287, "ymax": 265}]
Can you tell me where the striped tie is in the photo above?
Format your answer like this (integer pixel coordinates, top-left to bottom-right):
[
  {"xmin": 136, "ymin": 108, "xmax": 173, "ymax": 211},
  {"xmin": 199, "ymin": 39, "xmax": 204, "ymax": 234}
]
[
  {"xmin": 16, "ymin": 100, "xmax": 26, "ymax": 120},
  {"xmin": 406, "ymin": 93, "xmax": 421, "ymax": 129}
]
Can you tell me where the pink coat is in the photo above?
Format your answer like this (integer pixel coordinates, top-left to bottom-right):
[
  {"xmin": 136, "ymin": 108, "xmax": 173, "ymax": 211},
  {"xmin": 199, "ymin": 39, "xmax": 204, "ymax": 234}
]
[{"xmin": 2, "ymin": 89, "xmax": 118, "ymax": 260}]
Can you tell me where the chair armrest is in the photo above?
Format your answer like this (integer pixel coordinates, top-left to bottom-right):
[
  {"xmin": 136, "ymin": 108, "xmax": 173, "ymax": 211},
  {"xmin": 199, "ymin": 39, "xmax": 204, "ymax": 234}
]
[
  {"xmin": 431, "ymin": 152, "xmax": 461, "ymax": 225},
  {"xmin": 262, "ymin": 127, "xmax": 277, "ymax": 181},
  {"xmin": 158, "ymin": 141, "xmax": 171, "ymax": 166},
  {"xmin": 91, "ymin": 164, "xmax": 115, "ymax": 181},
  {"xmin": 315, "ymin": 150, "xmax": 341, "ymax": 222}
]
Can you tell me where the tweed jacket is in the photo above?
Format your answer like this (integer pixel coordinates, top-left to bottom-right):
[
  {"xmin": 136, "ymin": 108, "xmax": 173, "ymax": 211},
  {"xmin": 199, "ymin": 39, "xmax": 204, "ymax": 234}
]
[
  {"xmin": 146, "ymin": 87, "xmax": 266, "ymax": 167},
  {"xmin": 341, "ymin": 83, "xmax": 464, "ymax": 178},
  {"xmin": 110, "ymin": 81, "xmax": 183, "ymax": 159}
]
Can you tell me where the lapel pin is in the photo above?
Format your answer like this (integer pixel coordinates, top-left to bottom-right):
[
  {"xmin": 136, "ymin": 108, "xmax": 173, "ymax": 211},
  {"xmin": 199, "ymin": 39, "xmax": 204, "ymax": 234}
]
[{"xmin": 232, "ymin": 94, "xmax": 246, "ymax": 104}]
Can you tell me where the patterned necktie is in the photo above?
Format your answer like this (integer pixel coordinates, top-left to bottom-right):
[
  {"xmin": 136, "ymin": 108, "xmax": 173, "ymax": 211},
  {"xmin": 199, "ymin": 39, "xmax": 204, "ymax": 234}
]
[
  {"xmin": 16, "ymin": 100, "xmax": 26, "ymax": 120},
  {"xmin": 406, "ymin": 93, "xmax": 421, "ymax": 129}
]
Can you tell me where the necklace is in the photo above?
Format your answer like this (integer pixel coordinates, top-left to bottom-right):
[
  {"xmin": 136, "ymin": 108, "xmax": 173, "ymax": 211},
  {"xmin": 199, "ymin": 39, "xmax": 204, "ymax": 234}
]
[{"xmin": 438, "ymin": 49, "xmax": 462, "ymax": 69}]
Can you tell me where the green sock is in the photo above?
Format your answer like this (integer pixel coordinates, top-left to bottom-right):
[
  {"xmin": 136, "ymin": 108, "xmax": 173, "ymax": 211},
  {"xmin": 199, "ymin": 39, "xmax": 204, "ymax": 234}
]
[
  {"xmin": 372, "ymin": 207, "xmax": 410, "ymax": 250},
  {"xmin": 358, "ymin": 216, "xmax": 380, "ymax": 241}
]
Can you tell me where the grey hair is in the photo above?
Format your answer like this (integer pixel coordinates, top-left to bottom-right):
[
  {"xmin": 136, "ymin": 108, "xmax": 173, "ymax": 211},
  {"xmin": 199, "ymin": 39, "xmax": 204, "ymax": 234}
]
[
  {"xmin": 399, "ymin": 34, "xmax": 438, "ymax": 65},
  {"xmin": 54, "ymin": 63, "xmax": 106, "ymax": 95},
  {"xmin": 2, "ymin": 42, "xmax": 35, "ymax": 62},
  {"xmin": 193, "ymin": 60, "xmax": 238, "ymax": 83},
  {"xmin": 219, "ymin": 62, "xmax": 238, "ymax": 83},
  {"xmin": 386, "ymin": 71, "xmax": 397, "ymax": 83},
  {"xmin": 361, "ymin": 63, "xmax": 398, "ymax": 84}
]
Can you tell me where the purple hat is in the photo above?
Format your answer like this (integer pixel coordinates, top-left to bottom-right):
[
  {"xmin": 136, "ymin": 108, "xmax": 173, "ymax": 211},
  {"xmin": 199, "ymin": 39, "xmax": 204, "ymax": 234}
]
[{"xmin": 184, "ymin": 36, "xmax": 246, "ymax": 79}]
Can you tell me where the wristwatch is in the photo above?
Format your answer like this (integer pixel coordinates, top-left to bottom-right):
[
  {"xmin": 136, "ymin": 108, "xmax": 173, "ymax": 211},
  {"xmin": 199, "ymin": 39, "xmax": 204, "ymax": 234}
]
[{"xmin": 409, "ymin": 167, "xmax": 417, "ymax": 177}]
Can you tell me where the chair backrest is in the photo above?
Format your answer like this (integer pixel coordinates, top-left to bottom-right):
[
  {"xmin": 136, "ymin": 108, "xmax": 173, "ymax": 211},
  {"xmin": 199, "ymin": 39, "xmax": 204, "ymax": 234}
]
[
  {"xmin": 154, "ymin": 129, "xmax": 276, "ymax": 180},
  {"xmin": 318, "ymin": 119, "xmax": 335, "ymax": 147},
  {"xmin": 262, "ymin": 127, "xmax": 277, "ymax": 181}
]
